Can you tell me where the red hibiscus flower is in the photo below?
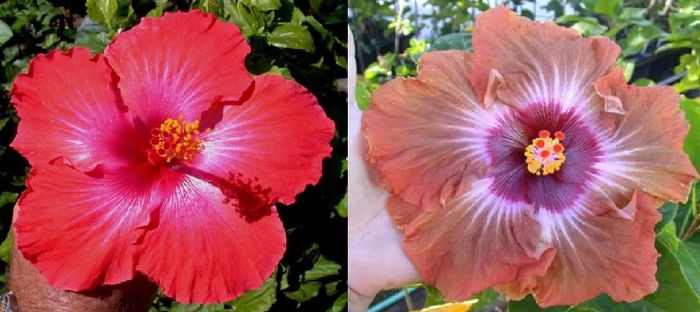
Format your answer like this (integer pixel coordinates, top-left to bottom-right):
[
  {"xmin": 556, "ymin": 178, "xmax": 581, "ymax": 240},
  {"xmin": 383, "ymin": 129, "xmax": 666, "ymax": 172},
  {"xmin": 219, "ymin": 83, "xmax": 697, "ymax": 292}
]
[
  {"xmin": 10, "ymin": 11, "xmax": 334, "ymax": 303},
  {"xmin": 362, "ymin": 7, "xmax": 698, "ymax": 307}
]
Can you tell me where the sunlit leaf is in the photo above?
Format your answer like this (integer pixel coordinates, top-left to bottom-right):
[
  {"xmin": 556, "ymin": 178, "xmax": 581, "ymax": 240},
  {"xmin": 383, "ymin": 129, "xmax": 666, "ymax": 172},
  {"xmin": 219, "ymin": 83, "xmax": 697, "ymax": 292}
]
[
  {"xmin": 229, "ymin": 274, "xmax": 277, "ymax": 311},
  {"xmin": 86, "ymin": 0, "xmax": 118, "ymax": 30},
  {"xmin": 267, "ymin": 23, "xmax": 315, "ymax": 52},
  {"xmin": 0, "ymin": 20, "xmax": 12, "ymax": 45}
]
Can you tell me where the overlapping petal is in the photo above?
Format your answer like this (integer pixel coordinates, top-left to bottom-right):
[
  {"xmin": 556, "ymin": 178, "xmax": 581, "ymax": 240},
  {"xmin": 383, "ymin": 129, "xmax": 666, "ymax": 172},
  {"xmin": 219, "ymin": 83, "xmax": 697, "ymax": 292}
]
[
  {"xmin": 593, "ymin": 68, "xmax": 698, "ymax": 205},
  {"xmin": 530, "ymin": 192, "xmax": 660, "ymax": 306},
  {"xmin": 469, "ymin": 6, "xmax": 620, "ymax": 115},
  {"xmin": 136, "ymin": 172, "xmax": 286, "ymax": 303},
  {"xmin": 194, "ymin": 74, "xmax": 334, "ymax": 204},
  {"xmin": 105, "ymin": 10, "xmax": 252, "ymax": 127},
  {"xmin": 390, "ymin": 179, "xmax": 554, "ymax": 301},
  {"xmin": 14, "ymin": 160, "xmax": 160, "ymax": 291},
  {"xmin": 363, "ymin": 51, "xmax": 497, "ymax": 211},
  {"xmin": 10, "ymin": 47, "xmax": 132, "ymax": 171}
]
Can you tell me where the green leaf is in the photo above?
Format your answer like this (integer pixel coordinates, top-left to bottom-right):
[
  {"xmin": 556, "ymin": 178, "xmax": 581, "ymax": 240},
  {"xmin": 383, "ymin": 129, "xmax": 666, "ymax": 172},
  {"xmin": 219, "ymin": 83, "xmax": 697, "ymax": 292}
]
[
  {"xmin": 267, "ymin": 24, "xmax": 315, "ymax": 53},
  {"xmin": 0, "ymin": 20, "xmax": 13, "ymax": 46},
  {"xmin": 508, "ymin": 295, "xmax": 567, "ymax": 312},
  {"xmin": 0, "ymin": 192, "xmax": 17, "ymax": 208},
  {"xmin": 681, "ymin": 98, "xmax": 700, "ymax": 171},
  {"xmin": 645, "ymin": 225, "xmax": 700, "ymax": 311},
  {"xmin": 146, "ymin": 7, "xmax": 163, "ymax": 17},
  {"xmin": 0, "ymin": 118, "xmax": 9, "ymax": 130},
  {"xmin": 576, "ymin": 294, "xmax": 663, "ymax": 311},
  {"xmin": 469, "ymin": 289, "xmax": 500, "ymax": 312},
  {"xmin": 0, "ymin": 231, "xmax": 12, "ymax": 263},
  {"xmin": 619, "ymin": 25, "xmax": 663, "ymax": 57},
  {"xmin": 335, "ymin": 193, "xmax": 347, "ymax": 218},
  {"xmin": 656, "ymin": 202, "xmax": 679, "ymax": 233},
  {"xmin": 225, "ymin": 1, "xmax": 264, "ymax": 37},
  {"xmin": 229, "ymin": 274, "xmax": 277, "ymax": 311},
  {"xmin": 593, "ymin": 0, "xmax": 622, "ymax": 17},
  {"xmin": 266, "ymin": 65, "xmax": 293, "ymax": 79},
  {"xmin": 423, "ymin": 284, "xmax": 445, "ymax": 307},
  {"xmin": 633, "ymin": 78, "xmax": 656, "ymax": 86},
  {"xmin": 617, "ymin": 59, "xmax": 635, "ymax": 82},
  {"xmin": 328, "ymin": 292, "xmax": 347, "ymax": 312},
  {"xmin": 74, "ymin": 17, "xmax": 111, "ymax": 53},
  {"xmin": 430, "ymin": 33, "xmax": 472, "ymax": 51},
  {"xmin": 354, "ymin": 80, "xmax": 371, "ymax": 110},
  {"xmin": 249, "ymin": 0, "xmax": 281, "ymax": 11},
  {"xmin": 284, "ymin": 281, "xmax": 321, "ymax": 302},
  {"xmin": 86, "ymin": 0, "xmax": 118, "ymax": 30},
  {"xmin": 556, "ymin": 16, "xmax": 607, "ymax": 36},
  {"xmin": 305, "ymin": 256, "xmax": 341, "ymax": 281}
]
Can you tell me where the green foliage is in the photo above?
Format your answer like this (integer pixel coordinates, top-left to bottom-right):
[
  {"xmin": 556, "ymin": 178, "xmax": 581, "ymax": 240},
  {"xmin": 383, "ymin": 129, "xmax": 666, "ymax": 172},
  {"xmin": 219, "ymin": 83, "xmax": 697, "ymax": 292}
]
[
  {"xmin": 429, "ymin": 33, "xmax": 471, "ymax": 51},
  {"xmin": 0, "ymin": 0, "xmax": 346, "ymax": 311},
  {"xmin": 86, "ymin": 0, "xmax": 118, "ymax": 30},
  {"xmin": 267, "ymin": 23, "xmax": 315, "ymax": 52},
  {"xmin": 0, "ymin": 21, "xmax": 12, "ymax": 46},
  {"xmin": 682, "ymin": 98, "xmax": 700, "ymax": 170}
]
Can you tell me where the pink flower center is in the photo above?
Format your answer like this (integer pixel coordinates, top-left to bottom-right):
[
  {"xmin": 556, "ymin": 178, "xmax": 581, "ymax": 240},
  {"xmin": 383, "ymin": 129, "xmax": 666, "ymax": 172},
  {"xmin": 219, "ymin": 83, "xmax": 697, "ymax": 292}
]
[
  {"xmin": 149, "ymin": 115, "xmax": 208, "ymax": 163},
  {"xmin": 524, "ymin": 130, "xmax": 566, "ymax": 176}
]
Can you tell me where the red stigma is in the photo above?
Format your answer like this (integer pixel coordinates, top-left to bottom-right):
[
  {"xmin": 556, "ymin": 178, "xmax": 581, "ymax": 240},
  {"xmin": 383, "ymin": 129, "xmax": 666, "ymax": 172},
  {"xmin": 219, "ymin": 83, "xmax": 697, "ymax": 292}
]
[
  {"xmin": 554, "ymin": 131, "xmax": 565, "ymax": 141},
  {"xmin": 552, "ymin": 144, "xmax": 563, "ymax": 153}
]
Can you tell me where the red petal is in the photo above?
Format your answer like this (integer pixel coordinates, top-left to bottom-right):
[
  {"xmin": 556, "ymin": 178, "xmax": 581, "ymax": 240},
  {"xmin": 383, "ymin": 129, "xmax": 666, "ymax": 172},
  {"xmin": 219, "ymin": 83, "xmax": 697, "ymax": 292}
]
[
  {"xmin": 136, "ymin": 173, "xmax": 286, "ymax": 303},
  {"xmin": 363, "ymin": 51, "xmax": 489, "ymax": 211},
  {"xmin": 104, "ymin": 10, "xmax": 253, "ymax": 127},
  {"xmin": 193, "ymin": 74, "xmax": 334, "ymax": 204},
  {"xmin": 392, "ymin": 179, "xmax": 553, "ymax": 301},
  {"xmin": 531, "ymin": 192, "xmax": 661, "ymax": 306},
  {"xmin": 10, "ymin": 47, "xmax": 131, "ymax": 170},
  {"xmin": 14, "ymin": 160, "xmax": 160, "ymax": 291},
  {"xmin": 469, "ymin": 7, "xmax": 619, "ymax": 110},
  {"xmin": 594, "ymin": 68, "xmax": 698, "ymax": 203}
]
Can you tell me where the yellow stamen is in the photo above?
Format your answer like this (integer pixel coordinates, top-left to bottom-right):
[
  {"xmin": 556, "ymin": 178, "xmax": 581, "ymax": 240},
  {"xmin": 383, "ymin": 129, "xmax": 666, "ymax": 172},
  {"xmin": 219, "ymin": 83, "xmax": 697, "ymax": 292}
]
[
  {"xmin": 150, "ymin": 115, "xmax": 205, "ymax": 163},
  {"xmin": 524, "ymin": 130, "xmax": 566, "ymax": 176}
]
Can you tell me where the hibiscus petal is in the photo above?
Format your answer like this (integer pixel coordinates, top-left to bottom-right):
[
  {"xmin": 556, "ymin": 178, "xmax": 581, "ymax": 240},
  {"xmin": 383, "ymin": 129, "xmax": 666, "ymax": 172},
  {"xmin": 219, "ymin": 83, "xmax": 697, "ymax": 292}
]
[
  {"xmin": 11, "ymin": 47, "xmax": 131, "ymax": 170},
  {"xmin": 593, "ymin": 68, "xmax": 698, "ymax": 204},
  {"xmin": 393, "ymin": 178, "xmax": 553, "ymax": 301},
  {"xmin": 194, "ymin": 74, "xmax": 334, "ymax": 204},
  {"xmin": 14, "ymin": 160, "xmax": 160, "ymax": 291},
  {"xmin": 469, "ymin": 6, "xmax": 620, "ymax": 113},
  {"xmin": 136, "ymin": 173, "xmax": 286, "ymax": 303},
  {"xmin": 531, "ymin": 192, "xmax": 661, "ymax": 306},
  {"xmin": 104, "ymin": 10, "xmax": 252, "ymax": 127},
  {"xmin": 363, "ymin": 51, "xmax": 496, "ymax": 211}
]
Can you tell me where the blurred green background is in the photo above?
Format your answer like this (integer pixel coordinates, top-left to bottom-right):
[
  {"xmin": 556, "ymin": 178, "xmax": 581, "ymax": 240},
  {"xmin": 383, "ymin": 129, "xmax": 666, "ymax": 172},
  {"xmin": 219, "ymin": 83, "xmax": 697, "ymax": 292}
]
[
  {"xmin": 350, "ymin": 0, "xmax": 700, "ymax": 311},
  {"xmin": 0, "ymin": 0, "xmax": 347, "ymax": 311}
]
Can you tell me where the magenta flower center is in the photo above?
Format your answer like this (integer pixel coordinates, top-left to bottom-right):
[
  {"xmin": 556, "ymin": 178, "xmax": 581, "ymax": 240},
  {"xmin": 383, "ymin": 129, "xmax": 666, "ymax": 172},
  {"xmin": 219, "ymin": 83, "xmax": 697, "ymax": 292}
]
[
  {"xmin": 149, "ymin": 115, "xmax": 208, "ymax": 163},
  {"xmin": 486, "ymin": 103, "xmax": 602, "ymax": 212},
  {"xmin": 524, "ymin": 130, "xmax": 566, "ymax": 176}
]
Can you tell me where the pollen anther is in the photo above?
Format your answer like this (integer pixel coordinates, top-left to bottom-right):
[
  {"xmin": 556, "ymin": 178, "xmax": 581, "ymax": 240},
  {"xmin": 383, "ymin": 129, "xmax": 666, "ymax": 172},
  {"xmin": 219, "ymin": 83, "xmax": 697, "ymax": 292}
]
[
  {"xmin": 150, "ymin": 115, "xmax": 207, "ymax": 163},
  {"xmin": 524, "ymin": 130, "xmax": 566, "ymax": 176}
]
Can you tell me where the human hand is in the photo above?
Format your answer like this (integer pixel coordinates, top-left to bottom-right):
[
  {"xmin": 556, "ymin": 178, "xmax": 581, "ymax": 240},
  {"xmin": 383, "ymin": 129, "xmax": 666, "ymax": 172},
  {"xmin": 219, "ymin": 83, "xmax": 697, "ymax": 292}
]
[{"xmin": 347, "ymin": 28, "xmax": 420, "ymax": 312}]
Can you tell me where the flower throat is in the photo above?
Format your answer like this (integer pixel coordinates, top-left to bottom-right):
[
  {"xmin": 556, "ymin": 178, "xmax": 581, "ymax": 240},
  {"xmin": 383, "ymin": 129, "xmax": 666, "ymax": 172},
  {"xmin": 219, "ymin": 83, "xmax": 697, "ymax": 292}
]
[{"xmin": 524, "ymin": 130, "xmax": 566, "ymax": 176}]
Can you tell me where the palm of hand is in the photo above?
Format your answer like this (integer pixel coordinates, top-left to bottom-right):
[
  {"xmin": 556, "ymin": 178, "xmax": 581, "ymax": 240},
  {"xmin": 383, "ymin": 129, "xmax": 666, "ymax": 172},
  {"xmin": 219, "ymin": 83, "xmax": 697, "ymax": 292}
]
[{"xmin": 348, "ymin": 101, "xmax": 420, "ymax": 312}]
